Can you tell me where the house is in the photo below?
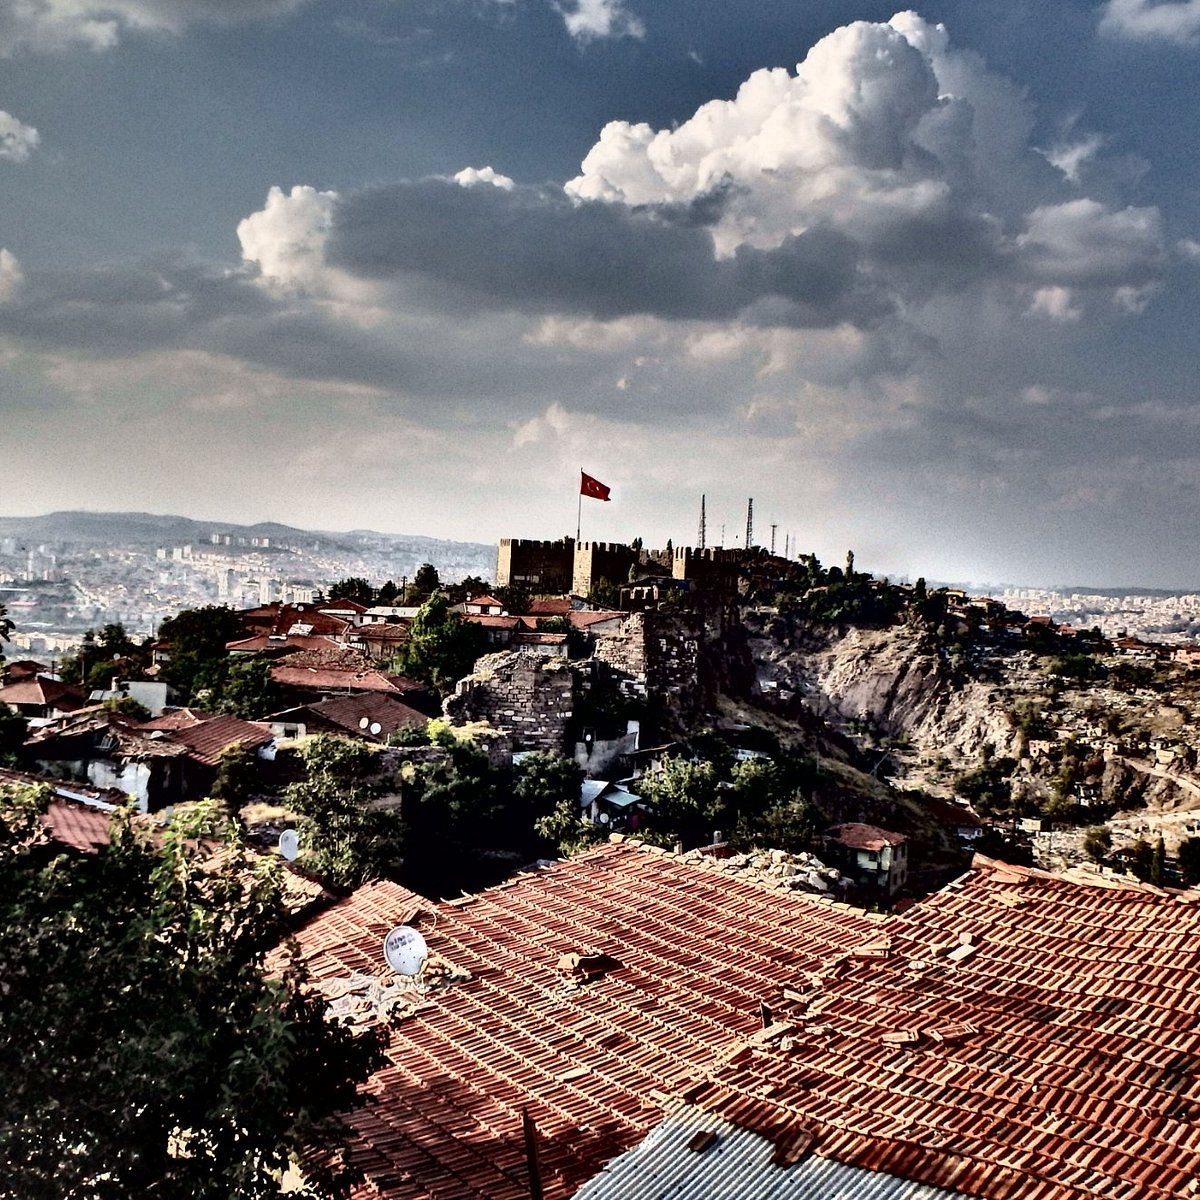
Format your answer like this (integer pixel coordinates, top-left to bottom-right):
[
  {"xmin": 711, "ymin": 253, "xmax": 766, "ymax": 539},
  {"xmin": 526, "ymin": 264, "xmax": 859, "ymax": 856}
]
[
  {"xmin": 25, "ymin": 708, "xmax": 273, "ymax": 812},
  {"xmin": 578, "ymin": 779, "xmax": 647, "ymax": 829},
  {"xmin": 263, "ymin": 692, "xmax": 429, "ymax": 742},
  {"xmin": 0, "ymin": 675, "xmax": 86, "ymax": 725},
  {"xmin": 457, "ymin": 594, "xmax": 506, "ymax": 615},
  {"xmin": 87, "ymin": 679, "xmax": 175, "ymax": 717},
  {"xmin": 919, "ymin": 793, "xmax": 987, "ymax": 842},
  {"xmin": 281, "ymin": 843, "xmax": 1200, "ymax": 1200},
  {"xmin": 821, "ymin": 822, "xmax": 908, "ymax": 896},
  {"xmin": 510, "ymin": 630, "xmax": 569, "ymax": 657},
  {"xmin": 345, "ymin": 622, "xmax": 410, "ymax": 661},
  {"xmin": 460, "ymin": 613, "xmax": 523, "ymax": 647}
]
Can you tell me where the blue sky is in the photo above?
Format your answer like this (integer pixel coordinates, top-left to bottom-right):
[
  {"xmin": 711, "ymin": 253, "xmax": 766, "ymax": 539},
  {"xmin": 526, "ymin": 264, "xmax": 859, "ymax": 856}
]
[{"xmin": 2, "ymin": 0, "xmax": 1199, "ymax": 587}]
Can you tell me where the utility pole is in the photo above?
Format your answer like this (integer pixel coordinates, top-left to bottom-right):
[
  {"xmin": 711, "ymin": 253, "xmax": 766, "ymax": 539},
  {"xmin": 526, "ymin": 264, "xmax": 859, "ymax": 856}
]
[
  {"xmin": 770, "ymin": 523, "xmax": 778, "ymax": 555},
  {"xmin": 697, "ymin": 494, "xmax": 707, "ymax": 551},
  {"xmin": 745, "ymin": 498, "xmax": 754, "ymax": 551},
  {"xmin": 784, "ymin": 532, "xmax": 790, "ymax": 559}
]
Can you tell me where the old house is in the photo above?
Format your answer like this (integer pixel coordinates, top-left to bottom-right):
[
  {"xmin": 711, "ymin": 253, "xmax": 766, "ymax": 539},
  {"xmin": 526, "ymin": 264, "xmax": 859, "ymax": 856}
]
[
  {"xmin": 0, "ymin": 675, "xmax": 86, "ymax": 725},
  {"xmin": 821, "ymin": 822, "xmax": 909, "ymax": 896}
]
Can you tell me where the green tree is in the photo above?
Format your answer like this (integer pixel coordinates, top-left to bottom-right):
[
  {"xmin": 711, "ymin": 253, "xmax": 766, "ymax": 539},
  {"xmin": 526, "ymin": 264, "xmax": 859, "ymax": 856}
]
[
  {"xmin": 1128, "ymin": 836, "xmax": 1154, "ymax": 881},
  {"xmin": 376, "ymin": 579, "xmax": 399, "ymax": 605},
  {"xmin": 0, "ymin": 600, "xmax": 12, "ymax": 646},
  {"xmin": 403, "ymin": 563, "xmax": 441, "ymax": 605},
  {"xmin": 327, "ymin": 577, "xmax": 374, "ymax": 605},
  {"xmin": 210, "ymin": 742, "xmax": 259, "ymax": 817},
  {"xmin": 586, "ymin": 578, "xmax": 621, "ymax": 609},
  {"xmin": 1152, "ymin": 834, "xmax": 1166, "ymax": 886},
  {"xmin": 1083, "ymin": 825, "xmax": 1112, "ymax": 862},
  {"xmin": 285, "ymin": 736, "xmax": 403, "ymax": 890},
  {"xmin": 216, "ymin": 656, "xmax": 282, "ymax": 720},
  {"xmin": 0, "ymin": 702, "xmax": 27, "ymax": 763},
  {"xmin": 635, "ymin": 757, "xmax": 724, "ymax": 848},
  {"xmin": 157, "ymin": 606, "xmax": 244, "ymax": 702},
  {"xmin": 1179, "ymin": 837, "xmax": 1200, "ymax": 886},
  {"xmin": 0, "ymin": 786, "xmax": 381, "ymax": 1200},
  {"xmin": 395, "ymin": 593, "xmax": 489, "ymax": 690},
  {"xmin": 512, "ymin": 752, "xmax": 583, "ymax": 827},
  {"xmin": 534, "ymin": 797, "xmax": 604, "ymax": 857},
  {"xmin": 97, "ymin": 622, "xmax": 139, "ymax": 658}
]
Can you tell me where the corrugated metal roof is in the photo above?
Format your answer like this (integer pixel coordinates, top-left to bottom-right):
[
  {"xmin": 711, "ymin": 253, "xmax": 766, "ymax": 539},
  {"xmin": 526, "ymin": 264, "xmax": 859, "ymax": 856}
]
[{"xmin": 574, "ymin": 1104, "xmax": 968, "ymax": 1200}]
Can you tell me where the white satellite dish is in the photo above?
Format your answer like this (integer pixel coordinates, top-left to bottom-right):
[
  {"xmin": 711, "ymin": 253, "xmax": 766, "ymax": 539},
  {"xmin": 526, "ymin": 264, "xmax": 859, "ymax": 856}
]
[
  {"xmin": 369, "ymin": 722, "xmax": 382, "ymax": 736},
  {"xmin": 383, "ymin": 925, "xmax": 429, "ymax": 976},
  {"xmin": 278, "ymin": 829, "xmax": 300, "ymax": 861},
  {"xmin": 359, "ymin": 717, "xmax": 370, "ymax": 729}
]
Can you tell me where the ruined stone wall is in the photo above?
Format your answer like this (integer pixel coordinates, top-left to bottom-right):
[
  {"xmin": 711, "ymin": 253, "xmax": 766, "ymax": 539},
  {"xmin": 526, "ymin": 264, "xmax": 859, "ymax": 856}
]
[
  {"xmin": 443, "ymin": 651, "xmax": 575, "ymax": 753},
  {"xmin": 497, "ymin": 538, "xmax": 574, "ymax": 593}
]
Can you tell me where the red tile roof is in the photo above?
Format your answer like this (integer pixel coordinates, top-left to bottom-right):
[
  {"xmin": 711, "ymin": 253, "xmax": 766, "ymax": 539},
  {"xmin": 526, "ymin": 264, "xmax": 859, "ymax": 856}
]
[
  {"xmin": 287, "ymin": 840, "xmax": 876, "ymax": 1199},
  {"xmin": 169, "ymin": 715, "xmax": 273, "ymax": 766},
  {"xmin": 288, "ymin": 845, "xmax": 1200, "ymax": 1200},
  {"xmin": 825, "ymin": 822, "xmax": 908, "ymax": 850},
  {"xmin": 271, "ymin": 666, "xmax": 403, "ymax": 694},
  {"xmin": 226, "ymin": 634, "xmax": 344, "ymax": 655},
  {"xmin": 526, "ymin": 598, "xmax": 572, "ymax": 616},
  {"xmin": 461, "ymin": 614, "xmax": 523, "ymax": 630},
  {"xmin": 568, "ymin": 610, "xmax": 626, "ymax": 629},
  {"xmin": 0, "ymin": 677, "xmax": 86, "ymax": 710}
]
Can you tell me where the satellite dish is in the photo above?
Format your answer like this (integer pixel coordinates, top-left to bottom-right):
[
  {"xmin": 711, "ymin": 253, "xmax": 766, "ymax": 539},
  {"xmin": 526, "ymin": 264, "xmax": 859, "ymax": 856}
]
[
  {"xmin": 359, "ymin": 717, "xmax": 370, "ymax": 729},
  {"xmin": 599, "ymin": 812, "xmax": 611, "ymax": 824},
  {"xmin": 369, "ymin": 722, "xmax": 382, "ymax": 736},
  {"xmin": 278, "ymin": 829, "xmax": 300, "ymax": 861},
  {"xmin": 383, "ymin": 925, "xmax": 428, "ymax": 976}
]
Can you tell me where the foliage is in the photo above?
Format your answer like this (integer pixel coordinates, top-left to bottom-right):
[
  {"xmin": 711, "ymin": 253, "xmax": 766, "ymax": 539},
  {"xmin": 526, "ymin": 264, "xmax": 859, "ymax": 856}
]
[
  {"xmin": 216, "ymin": 655, "xmax": 282, "ymax": 720},
  {"xmin": 393, "ymin": 594, "xmax": 489, "ymax": 691},
  {"xmin": 0, "ymin": 600, "xmax": 11, "ymax": 644},
  {"xmin": 953, "ymin": 757, "xmax": 1017, "ymax": 815},
  {"xmin": 387, "ymin": 723, "xmax": 432, "ymax": 747},
  {"xmin": 534, "ymin": 797, "xmax": 605, "ymax": 857},
  {"xmin": 1127, "ymin": 836, "xmax": 1154, "ymax": 881},
  {"xmin": 376, "ymin": 579, "xmax": 399, "ymax": 605},
  {"xmin": 1179, "ymin": 837, "xmax": 1200, "ymax": 887},
  {"xmin": 285, "ymin": 736, "xmax": 403, "ymax": 890},
  {"xmin": 403, "ymin": 563, "xmax": 442, "ymax": 605},
  {"xmin": 445, "ymin": 575, "xmax": 491, "ymax": 605},
  {"xmin": 326, "ymin": 577, "xmax": 374, "ymax": 605},
  {"xmin": 1083, "ymin": 825, "xmax": 1112, "ymax": 862},
  {"xmin": 0, "ymin": 701, "xmax": 27, "ymax": 763},
  {"xmin": 635, "ymin": 757, "xmax": 724, "ymax": 848},
  {"xmin": 210, "ymin": 742, "xmax": 259, "ymax": 816},
  {"xmin": 1152, "ymin": 834, "xmax": 1166, "ymax": 886},
  {"xmin": 157, "ymin": 606, "xmax": 244, "ymax": 702},
  {"xmin": 1045, "ymin": 654, "xmax": 1106, "ymax": 683},
  {"xmin": 511, "ymin": 752, "xmax": 583, "ymax": 828},
  {"xmin": 100, "ymin": 694, "xmax": 151, "ymax": 721},
  {"xmin": 1109, "ymin": 660, "xmax": 1156, "ymax": 691},
  {"xmin": 0, "ymin": 786, "xmax": 382, "ymax": 1200},
  {"xmin": 586, "ymin": 578, "xmax": 621, "ymax": 609}
]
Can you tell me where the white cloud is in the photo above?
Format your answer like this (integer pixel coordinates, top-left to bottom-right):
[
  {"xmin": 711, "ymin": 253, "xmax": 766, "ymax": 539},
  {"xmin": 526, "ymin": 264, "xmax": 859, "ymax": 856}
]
[
  {"xmin": 0, "ymin": 249, "xmax": 22, "ymax": 301},
  {"xmin": 1039, "ymin": 134, "xmax": 1103, "ymax": 184},
  {"xmin": 0, "ymin": 0, "xmax": 303, "ymax": 56},
  {"xmin": 237, "ymin": 184, "xmax": 337, "ymax": 292},
  {"xmin": 453, "ymin": 165, "xmax": 514, "ymax": 190},
  {"xmin": 0, "ymin": 110, "xmax": 39, "ymax": 161},
  {"xmin": 555, "ymin": 0, "xmax": 644, "ymax": 42},
  {"xmin": 1028, "ymin": 286, "xmax": 1081, "ymax": 322},
  {"xmin": 1099, "ymin": 0, "xmax": 1200, "ymax": 44}
]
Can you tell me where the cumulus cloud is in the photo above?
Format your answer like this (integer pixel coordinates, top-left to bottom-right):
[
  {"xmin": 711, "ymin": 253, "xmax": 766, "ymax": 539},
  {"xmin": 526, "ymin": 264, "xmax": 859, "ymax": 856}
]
[
  {"xmin": 0, "ymin": 111, "xmax": 39, "ymax": 161},
  {"xmin": 1099, "ymin": 0, "xmax": 1200, "ymax": 44},
  {"xmin": 453, "ymin": 165, "xmax": 514, "ymax": 190},
  {"xmin": 564, "ymin": 11, "xmax": 1167, "ymax": 317},
  {"xmin": 555, "ymin": 0, "xmax": 644, "ymax": 42},
  {"xmin": 0, "ymin": 0, "xmax": 303, "ymax": 55},
  {"xmin": 237, "ymin": 185, "xmax": 337, "ymax": 292}
]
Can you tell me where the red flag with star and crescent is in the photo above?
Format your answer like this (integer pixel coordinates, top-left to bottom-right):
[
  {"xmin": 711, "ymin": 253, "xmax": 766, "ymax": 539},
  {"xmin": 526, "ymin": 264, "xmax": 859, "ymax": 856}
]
[{"xmin": 580, "ymin": 471, "xmax": 611, "ymax": 502}]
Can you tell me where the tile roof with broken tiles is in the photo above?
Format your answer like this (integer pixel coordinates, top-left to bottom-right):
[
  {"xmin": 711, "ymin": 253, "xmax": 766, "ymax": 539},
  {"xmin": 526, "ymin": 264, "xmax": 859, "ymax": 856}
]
[{"xmin": 288, "ymin": 842, "xmax": 1200, "ymax": 1200}]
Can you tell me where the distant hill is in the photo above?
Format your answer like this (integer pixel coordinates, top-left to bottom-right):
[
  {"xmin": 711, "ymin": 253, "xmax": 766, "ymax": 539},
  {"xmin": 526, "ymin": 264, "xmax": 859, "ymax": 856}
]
[{"xmin": 0, "ymin": 511, "xmax": 495, "ymax": 577}]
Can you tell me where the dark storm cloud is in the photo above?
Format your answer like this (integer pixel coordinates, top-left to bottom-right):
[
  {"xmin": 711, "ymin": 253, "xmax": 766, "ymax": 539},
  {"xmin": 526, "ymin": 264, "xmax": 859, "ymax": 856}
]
[{"xmin": 327, "ymin": 179, "xmax": 891, "ymax": 328}]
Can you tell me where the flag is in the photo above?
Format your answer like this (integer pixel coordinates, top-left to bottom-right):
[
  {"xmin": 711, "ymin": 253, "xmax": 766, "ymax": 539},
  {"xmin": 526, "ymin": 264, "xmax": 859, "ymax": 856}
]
[{"xmin": 580, "ymin": 471, "xmax": 611, "ymax": 502}]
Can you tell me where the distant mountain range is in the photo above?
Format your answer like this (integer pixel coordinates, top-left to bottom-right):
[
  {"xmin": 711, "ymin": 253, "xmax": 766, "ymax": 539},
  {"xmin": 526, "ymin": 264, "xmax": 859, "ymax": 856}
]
[{"xmin": 0, "ymin": 511, "xmax": 496, "ymax": 576}]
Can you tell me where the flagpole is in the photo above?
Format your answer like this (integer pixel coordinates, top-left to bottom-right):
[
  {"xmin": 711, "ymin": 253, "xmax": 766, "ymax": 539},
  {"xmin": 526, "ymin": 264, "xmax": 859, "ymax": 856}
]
[{"xmin": 576, "ymin": 470, "xmax": 583, "ymax": 544}]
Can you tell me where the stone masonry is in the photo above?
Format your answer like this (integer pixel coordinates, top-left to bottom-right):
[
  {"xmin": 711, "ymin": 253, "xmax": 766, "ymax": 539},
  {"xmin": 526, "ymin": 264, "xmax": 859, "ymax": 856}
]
[{"xmin": 443, "ymin": 650, "xmax": 575, "ymax": 753}]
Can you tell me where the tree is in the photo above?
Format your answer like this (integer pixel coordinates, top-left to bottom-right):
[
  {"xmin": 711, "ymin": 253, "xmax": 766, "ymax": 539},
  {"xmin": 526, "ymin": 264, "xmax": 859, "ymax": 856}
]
[
  {"xmin": 1152, "ymin": 834, "xmax": 1166, "ymax": 886},
  {"xmin": 327, "ymin": 577, "xmax": 374, "ymax": 605},
  {"xmin": 216, "ymin": 656, "xmax": 282, "ymax": 720},
  {"xmin": 511, "ymin": 752, "xmax": 583, "ymax": 828},
  {"xmin": 0, "ymin": 785, "xmax": 381, "ymax": 1199},
  {"xmin": 376, "ymin": 579, "xmax": 399, "ymax": 605},
  {"xmin": 0, "ymin": 600, "xmax": 12, "ymax": 646},
  {"xmin": 395, "ymin": 593, "xmax": 488, "ymax": 690},
  {"xmin": 285, "ymin": 736, "xmax": 403, "ymax": 889},
  {"xmin": 1083, "ymin": 825, "xmax": 1112, "ymax": 862},
  {"xmin": 403, "ymin": 564, "xmax": 441, "ymax": 605},
  {"xmin": 157, "ymin": 606, "xmax": 244, "ymax": 702},
  {"xmin": 635, "ymin": 757, "xmax": 724, "ymax": 848},
  {"xmin": 210, "ymin": 742, "xmax": 259, "ymax": 817},
  {"xmin": 0, "ymin": 702, "xmax": 27, "ymax": 764},
  {"xmin": 98, "ymin": 622, "xmax": 138, "ymax": 658},
  {"xmin": 1179, "ymin": 837, "xmax": 1200, "ymax": 886}
]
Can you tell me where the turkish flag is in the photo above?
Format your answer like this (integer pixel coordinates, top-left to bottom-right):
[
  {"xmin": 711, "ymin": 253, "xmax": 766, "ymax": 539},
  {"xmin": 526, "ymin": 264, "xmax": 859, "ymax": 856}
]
[{"xmin": 580, "ymin": 471, "xmax": 612, "ymax": 501}]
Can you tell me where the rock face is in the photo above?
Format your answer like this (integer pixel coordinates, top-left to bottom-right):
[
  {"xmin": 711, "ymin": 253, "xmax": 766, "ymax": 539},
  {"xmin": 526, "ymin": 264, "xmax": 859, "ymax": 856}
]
[
  {"xmin": 751, "ymin": 622, "xmax": 1019, "ymax": 761},
  {"xmin": 443, "ymin": 651, "xmax": 575, "ymax": 753}
]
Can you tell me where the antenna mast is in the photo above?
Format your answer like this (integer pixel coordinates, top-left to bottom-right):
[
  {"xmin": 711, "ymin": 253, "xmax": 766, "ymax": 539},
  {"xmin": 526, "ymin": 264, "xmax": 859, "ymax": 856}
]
[
  {"xmin": 745, "ymin": 498, "xmax": 754, "ymax": 551},
  {"xmin": 770, "ymin": 523, "xmax": 777, "ymax": 555},
  {"xmin": 698, "ymin": 494, "xmax": 707, "ymax": 551}
]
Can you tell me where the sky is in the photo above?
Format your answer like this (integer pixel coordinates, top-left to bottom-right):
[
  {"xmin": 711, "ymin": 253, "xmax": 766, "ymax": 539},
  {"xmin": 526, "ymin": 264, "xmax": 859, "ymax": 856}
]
[{"xmin": 1, "ymin": 0, "xmax": 1199, "ymax": 588}]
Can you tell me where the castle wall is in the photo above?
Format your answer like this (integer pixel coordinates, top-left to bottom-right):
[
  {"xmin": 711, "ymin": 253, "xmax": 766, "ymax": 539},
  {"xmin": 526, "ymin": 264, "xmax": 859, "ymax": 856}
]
[
  {"xmin": 497, "ymin": 538, "xmax": 574, "ymax": 594},
  {"xmin": 573, "ymin": 541, "xmax": 639, "ymax": 597}
]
